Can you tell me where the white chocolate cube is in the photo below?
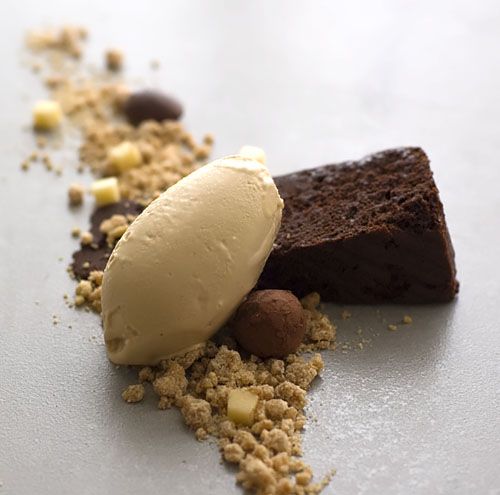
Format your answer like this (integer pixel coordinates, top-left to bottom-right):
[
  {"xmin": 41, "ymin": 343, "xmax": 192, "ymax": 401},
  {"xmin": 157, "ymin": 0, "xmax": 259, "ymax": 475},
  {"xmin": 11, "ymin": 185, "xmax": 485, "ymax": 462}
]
[
  {"xmin": 90, "ymin": 177, "xmax": 120, "ymax": 206},
  {"xmin": 33, "ymin": 100, "xmax": 63, "ymax": 130},
  {"xmin": 239, "ymin": 145, "xmax": 266, "ymax": 165},
  {"xmin": 227, "ymin": 389, "xmax": 259, "ymax": 426},
  {"xmin": 108, "ymin": 141, "xmax": 142, "ymax": 172}
]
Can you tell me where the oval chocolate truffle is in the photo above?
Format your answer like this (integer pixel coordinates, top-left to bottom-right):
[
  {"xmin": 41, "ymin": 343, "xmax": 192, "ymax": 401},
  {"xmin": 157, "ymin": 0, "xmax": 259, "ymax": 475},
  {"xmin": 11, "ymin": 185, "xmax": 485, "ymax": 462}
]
[
  {"xmin": 231, "ymin": 290, "xmax": 306, "ymax": 358},
  {"xmin": 124, "ymin": 90, "xmax": 183, "ymax": 126}
]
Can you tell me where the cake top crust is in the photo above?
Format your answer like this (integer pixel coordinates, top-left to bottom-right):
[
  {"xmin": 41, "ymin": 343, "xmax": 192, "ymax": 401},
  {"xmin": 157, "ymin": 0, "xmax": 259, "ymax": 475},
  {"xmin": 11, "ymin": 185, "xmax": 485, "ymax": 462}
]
[{"xmin": 274, "ymin": 147, "xmax": 448, "ymax": 252}]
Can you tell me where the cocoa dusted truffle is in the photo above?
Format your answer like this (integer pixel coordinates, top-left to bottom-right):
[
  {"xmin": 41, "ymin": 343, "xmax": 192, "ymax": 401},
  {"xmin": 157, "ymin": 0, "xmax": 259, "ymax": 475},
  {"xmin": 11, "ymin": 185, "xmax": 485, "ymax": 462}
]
[
  {"xmin": 231, "ymin": 290, "xmax": 306, "ymax": 358},
  {"xmin": 123, "ymin": 90, "xmax": 183, "ymax": 126}
]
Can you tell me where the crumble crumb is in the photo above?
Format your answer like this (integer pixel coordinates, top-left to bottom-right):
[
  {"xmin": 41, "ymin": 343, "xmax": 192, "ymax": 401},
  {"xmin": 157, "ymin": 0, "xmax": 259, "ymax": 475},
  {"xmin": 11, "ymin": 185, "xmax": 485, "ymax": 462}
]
[
  {"xmin": 180, "ymin": 395, "xmax": 212, "ymax": 431},
  {"xmin": 105, "ymin": 49, "xmax": 123, "ymax": 71},
  {"xmin": 203, "ymin": 133, "xmax": 215, "ymax": 146},
  {"xmin": 152, "ymin": 362, "xmax": 187, "ymax": 405},
  {"xmin": 41, "ymin": 153, "xmax": 53, "ymax": 170},
  {"xmin": 26, "ymin": 25, "xmax": 87, "ymax": 59},
  {"xmin": 121, "ymin": 384, "xmax": 145, "ymax": 403},
  {"xmin": 68, "ymin": 183, "xmax": 85, "ymax": 206},
  {"xmin": 265, "ymin": 399, "xmax": 288, "ymax": 420},
  {"xmin": 80, "ymin": 231, "xmax": 93, "ymax": 246},
  {"xmin": 402, "ymin": 315, "xmax": 413, "ymax": 324},
  {"xmin": 74, "ymin": 270, "xmax": 103, "ymax": 312},
  {"xmin": 388, "ymin": 324, "xmax": 398, "ymax": 331},
  {"xmin": 297, "ymin": 293, "xmax": 336, "ymax": 352},
  {"xmin": 99, "ymin": 214, "xmax": 133, "ymax": 246},
  {"xmin": 341, "ymin": 309, "xmax": 351, "ymax": 320},
  {"xmin": 224, "ymin": 442, "xmax": 245, "ymax": 463},
  {"xmin": 138, "ymin": 366, "xmax": 154, "ymax": 383},
  {"xmin": 74, "ymin": 295, "xmax": 85, "ymax": 306}
]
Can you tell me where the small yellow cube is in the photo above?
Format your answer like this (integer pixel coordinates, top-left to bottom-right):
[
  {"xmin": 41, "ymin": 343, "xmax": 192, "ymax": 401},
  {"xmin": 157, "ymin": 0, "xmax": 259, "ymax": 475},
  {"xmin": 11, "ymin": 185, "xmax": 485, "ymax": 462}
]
[
  {"xmin": 33, "ymin": 100, "xmax": 63, "ymax": 130},
  {"xmin": 227, "ymin": 389, "xmax": 259, "ymax": 426},
  {"xmin": 239, "ymin": 145, "xmax": 266, "ymax": 165},
  {"xmin": 90, "ymin": 177, "xmax": 120, "ymax": 206},
  {"xmin": 108, "ymin": 141, "xmax": 142, "ymax": 172}
]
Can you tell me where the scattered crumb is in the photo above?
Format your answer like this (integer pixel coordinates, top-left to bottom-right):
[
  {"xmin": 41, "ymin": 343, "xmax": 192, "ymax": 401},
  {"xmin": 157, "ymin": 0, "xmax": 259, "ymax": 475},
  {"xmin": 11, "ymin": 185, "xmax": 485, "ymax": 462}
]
[
  {"xmin": 121, "ymin": 384, "xmax": 145, "ymax": 403},
  {"xmin": 40, "ymin": 153, "xmax": 53, "ymax": 170},
  {"xmin": 26, "ymin": 25, "xmax": 87, "ymax": 59},
  {"xmin": 297, "ymin": 293, "xmax": 336, "ymax": 352},
  {"xmin": 105, "ymin": 49, "xmax": 123, "ymax": 71},
  {"xmin": 203, "ymin": 133, "xmax": 215, "ymax": 146},
  {"xmin": 341, "ymin": 309, "xmax": 351, "ymax": 320},
  {"xmin": 68, "ymin": 183, "xmax": 85, "ymax": 206},
  {"xmin": 80, "ymin": 231, "xmax": 93, "ymax": 246},
  {"xmin": 71, "ymin": 226, "xmax": 81, "ymax": 238},
  {"xmin": 74, "ymin": 295, "xmax": 85, "ymax": 306},
  {"xmin": 387, "ymin": 324, "xmax": 398, "ymax": 331},
  {"xmin": 138, "ymin": 366, "xmax": 155, "ymax": 383},
  {"xmin": 36, "ymin": 136, "xmax": 47, "ymax": 148},
  {"xmin": 99, "ymin": 214, "xmax": 133, "ymax": 246},
  {"xmin": 402, "ymin": 315, "xmax": 413, "ymax": 324},
  {"xmin": 74, "ymin": 270, "xmax": 103, "ymax": 312}
]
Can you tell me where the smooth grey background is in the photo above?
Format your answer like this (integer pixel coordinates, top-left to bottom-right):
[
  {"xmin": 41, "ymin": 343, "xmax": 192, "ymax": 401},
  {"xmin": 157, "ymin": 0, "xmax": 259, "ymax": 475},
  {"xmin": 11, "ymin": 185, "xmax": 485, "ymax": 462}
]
[{"xmin": 1, "ymin": 1, "xmax": 499, "ymax": 494}]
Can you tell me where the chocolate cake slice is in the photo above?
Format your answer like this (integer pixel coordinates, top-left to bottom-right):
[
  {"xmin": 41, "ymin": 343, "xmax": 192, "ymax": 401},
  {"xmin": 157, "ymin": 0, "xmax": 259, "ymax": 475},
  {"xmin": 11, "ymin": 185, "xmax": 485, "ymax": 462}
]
[{"xmin": 259, "ymin": 147, "xmax": 458, "ymax": 303}]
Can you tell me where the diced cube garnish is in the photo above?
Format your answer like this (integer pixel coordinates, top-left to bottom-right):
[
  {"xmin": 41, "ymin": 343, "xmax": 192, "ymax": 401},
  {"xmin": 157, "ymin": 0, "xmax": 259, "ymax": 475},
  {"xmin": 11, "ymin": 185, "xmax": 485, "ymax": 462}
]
[
  {"xmin": 90, "ymin": 177, "xmax": 120, "ymax": 206},
  {"xmin": 108, "ymin": 141, "xmax": 142, "ymax": 172},
  {"xmin": 227, "ymin": 389, "xmax": 259, "ymax": 426},
  {"xmin": 33, "ymin": 100, "xmax": 63, "ymax": 130}
]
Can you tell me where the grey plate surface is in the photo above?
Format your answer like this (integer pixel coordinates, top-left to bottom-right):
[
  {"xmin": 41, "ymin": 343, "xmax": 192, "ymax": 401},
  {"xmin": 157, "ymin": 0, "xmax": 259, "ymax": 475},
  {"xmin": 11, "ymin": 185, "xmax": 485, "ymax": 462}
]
[{"xmin": 1, "ymin": 1, "xmax": 499, "ymax": 494}]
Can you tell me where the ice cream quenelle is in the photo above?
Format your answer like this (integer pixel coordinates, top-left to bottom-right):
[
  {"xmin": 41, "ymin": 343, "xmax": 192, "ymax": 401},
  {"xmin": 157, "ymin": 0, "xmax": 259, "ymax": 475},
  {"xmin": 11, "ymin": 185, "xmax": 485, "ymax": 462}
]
[{"xmin": 101, "ymin": 153, "xmax": 284, "ymax": 365}]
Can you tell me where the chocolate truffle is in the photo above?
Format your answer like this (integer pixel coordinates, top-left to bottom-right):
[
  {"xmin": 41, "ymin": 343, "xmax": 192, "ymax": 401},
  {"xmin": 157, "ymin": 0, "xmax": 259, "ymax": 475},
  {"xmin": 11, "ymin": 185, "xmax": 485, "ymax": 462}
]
[
  {"xmin": 231, "ymin": 290, "xmax": 306, "ymax": 358},
  {"xmin": 123, "ymin": 90, "xmax": 183, "ymax": 126}
]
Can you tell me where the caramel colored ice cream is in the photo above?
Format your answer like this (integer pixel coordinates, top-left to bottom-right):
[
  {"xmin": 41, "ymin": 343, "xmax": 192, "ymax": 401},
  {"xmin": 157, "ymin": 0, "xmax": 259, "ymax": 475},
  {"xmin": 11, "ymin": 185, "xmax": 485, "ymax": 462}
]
[{"xmin": 101, "ymin": 154, "xmax": 283, "ymax": 365}]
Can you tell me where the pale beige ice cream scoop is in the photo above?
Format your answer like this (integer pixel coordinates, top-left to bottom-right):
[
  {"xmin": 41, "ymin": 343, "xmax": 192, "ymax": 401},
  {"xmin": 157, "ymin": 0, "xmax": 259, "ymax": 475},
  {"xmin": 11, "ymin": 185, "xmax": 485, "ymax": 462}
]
[{"xmin": 101, "ymin": 154, "xmax": 284, "ymax": 365}]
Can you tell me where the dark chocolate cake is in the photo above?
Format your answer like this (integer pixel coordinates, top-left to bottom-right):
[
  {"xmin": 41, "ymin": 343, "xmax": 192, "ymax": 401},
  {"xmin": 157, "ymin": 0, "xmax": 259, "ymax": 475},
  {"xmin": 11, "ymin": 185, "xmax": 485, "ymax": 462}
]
[{"xmin": 259, "ymin": 147, "xmax": 458, "ymax": 303}]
